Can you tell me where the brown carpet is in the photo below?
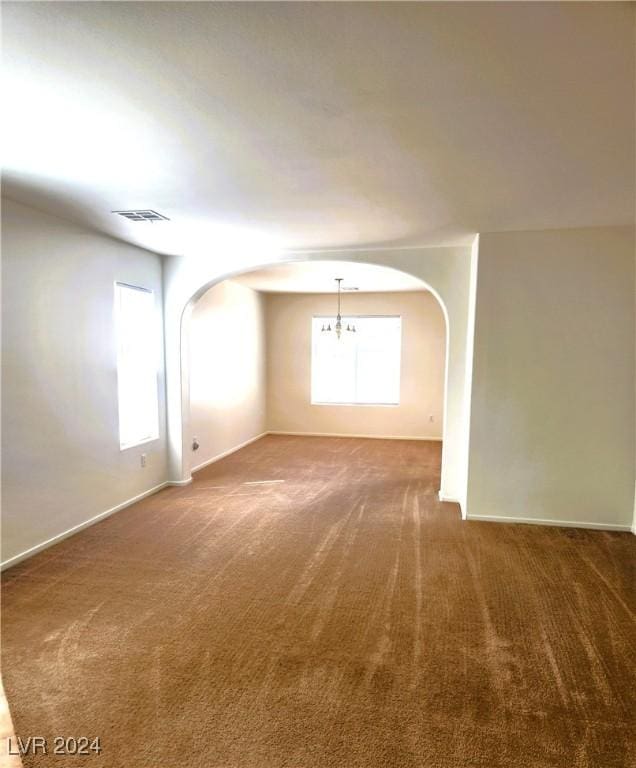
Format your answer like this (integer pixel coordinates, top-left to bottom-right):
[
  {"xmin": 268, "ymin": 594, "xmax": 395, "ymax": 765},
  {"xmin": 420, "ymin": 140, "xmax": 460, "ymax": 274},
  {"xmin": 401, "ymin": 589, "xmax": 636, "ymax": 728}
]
[{"xmin": 2, "ymin": 435, "xmax": 635, "ymax": 768}]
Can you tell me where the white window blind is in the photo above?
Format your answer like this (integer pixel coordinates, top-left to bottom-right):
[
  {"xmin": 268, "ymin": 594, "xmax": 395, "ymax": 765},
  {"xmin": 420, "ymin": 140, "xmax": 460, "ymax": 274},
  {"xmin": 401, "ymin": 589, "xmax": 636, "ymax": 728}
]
[
  {"xmin": 115, "ymin": 283, "xmax": 160, "ymax": 450},
  {"xmin": 311, "ymin": 316, "xmax": 401, "ymax": 405}
]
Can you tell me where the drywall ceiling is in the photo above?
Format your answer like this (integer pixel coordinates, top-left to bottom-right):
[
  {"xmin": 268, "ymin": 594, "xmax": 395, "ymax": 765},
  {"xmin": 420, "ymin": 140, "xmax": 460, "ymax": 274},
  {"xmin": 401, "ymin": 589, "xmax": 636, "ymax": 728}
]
[
  {"xmin": 233, "ymin": 261, "xmax": 427, "ymax": 294},
  {"xmin": 3, "ymin": 2, "xmax": 634, "ymax": 256}
]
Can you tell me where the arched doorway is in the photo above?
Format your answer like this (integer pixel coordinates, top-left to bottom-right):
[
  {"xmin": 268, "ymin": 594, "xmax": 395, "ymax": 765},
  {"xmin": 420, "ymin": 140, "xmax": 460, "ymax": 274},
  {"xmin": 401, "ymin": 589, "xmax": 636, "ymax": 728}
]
[
  {"xmin": 162, "ymin": 246, "xmax": 472, "ymax": 514},
  {"xmin": 185, "ymin": 261, "xmax": 448, "ymax": 482}
]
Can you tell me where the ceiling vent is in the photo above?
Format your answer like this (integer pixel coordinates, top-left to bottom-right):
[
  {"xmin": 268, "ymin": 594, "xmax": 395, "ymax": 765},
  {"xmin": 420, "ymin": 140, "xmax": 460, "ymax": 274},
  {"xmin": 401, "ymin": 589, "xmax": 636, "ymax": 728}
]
[{"xmin": 112, "ymin": 209, "xmax": 169, "ymax": 222}]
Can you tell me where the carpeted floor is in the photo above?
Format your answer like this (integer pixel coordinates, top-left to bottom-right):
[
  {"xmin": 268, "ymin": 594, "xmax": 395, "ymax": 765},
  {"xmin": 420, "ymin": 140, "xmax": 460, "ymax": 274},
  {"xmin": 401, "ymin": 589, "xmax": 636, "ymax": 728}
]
[{"xmin": 2, "ymin": 435, "xmax": 635, "ymax": 768}]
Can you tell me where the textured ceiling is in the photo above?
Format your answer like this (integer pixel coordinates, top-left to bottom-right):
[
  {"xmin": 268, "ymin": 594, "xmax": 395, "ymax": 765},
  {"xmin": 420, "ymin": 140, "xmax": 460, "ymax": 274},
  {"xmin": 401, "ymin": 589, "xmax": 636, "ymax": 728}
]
[{"xmin": 3, "ymin": 2, "xmax": 634, "ymax": 257}]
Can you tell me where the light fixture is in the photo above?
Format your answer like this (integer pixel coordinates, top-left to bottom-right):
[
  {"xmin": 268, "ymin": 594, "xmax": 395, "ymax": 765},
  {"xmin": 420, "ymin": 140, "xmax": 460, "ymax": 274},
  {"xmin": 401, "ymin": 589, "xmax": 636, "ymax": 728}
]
[{"xmin": 321, "ymin": 278, "xmax": 356, "ymax": 339}]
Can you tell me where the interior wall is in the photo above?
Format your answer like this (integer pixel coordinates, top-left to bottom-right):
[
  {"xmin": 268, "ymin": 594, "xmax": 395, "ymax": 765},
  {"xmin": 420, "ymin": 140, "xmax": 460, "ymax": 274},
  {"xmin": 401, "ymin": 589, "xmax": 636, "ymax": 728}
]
[
  {"xmin": 456, "ymin": 237, "xmax": 479, "ymax": 513},
  {"xmin": 467, "ymin": 226, "xmax": 635, "ymax": 529},
  {"xmin": 189, "ymin": 280, "xmax": 266, "ymax": 470},
  {"xmin": 265, "ymin": 290, "xmax": 445, "ymax": 439},
  {"xmin": 1, "ymin": 198, "xmax": 168, "ymax": 566}
]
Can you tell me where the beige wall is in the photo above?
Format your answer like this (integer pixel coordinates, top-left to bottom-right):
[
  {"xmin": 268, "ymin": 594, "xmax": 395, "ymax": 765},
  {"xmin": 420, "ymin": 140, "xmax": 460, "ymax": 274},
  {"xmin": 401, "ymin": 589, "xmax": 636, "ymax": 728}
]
[
  {"xmin": 189, "ymin": 281, "xmax": 266, "ymax": 470},
  {"xmin": 1, "ymin": 198, "xmax": 168, "ymax": 566},
  {"xmin": 468, "ymin": 226, "xmax": 635, "ymax": 529},
  {"xmin": 265, "ymin": 291, "xmax": 445, "ymax": 439}
]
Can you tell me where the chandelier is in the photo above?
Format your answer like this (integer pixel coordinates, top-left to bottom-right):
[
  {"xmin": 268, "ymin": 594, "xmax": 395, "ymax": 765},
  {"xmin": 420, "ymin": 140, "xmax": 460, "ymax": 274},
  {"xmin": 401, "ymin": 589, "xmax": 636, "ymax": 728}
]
[{"xmin": 321, "ymin": 278, "xmax": 356, "ymax": 339}]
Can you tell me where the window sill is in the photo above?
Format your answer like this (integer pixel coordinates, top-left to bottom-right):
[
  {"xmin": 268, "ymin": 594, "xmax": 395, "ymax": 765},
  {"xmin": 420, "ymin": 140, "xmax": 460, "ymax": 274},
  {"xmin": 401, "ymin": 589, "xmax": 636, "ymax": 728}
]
[
  {"xmin": 119, "ymin": 435, "xmax": 160, "ymax": 452},
  {"xmin": 311, "ymin": 402, "xmax": 399, "ymax": 408}
]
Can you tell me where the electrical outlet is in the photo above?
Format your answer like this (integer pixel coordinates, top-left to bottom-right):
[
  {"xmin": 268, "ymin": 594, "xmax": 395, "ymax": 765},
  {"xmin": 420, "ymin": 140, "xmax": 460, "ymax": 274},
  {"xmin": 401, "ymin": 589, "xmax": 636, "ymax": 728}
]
[
  {"xmin": 429, "ymin": 414, "xmax": 434, "ymax": 422},
  {"xmin": 140, "ymin": 453, "xmax": 147, "ymax": 468}
]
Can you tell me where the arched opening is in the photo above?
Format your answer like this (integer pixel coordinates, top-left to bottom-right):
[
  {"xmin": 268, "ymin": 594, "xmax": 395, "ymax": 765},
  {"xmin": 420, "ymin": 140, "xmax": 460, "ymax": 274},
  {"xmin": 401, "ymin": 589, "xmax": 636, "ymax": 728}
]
[{"xmin": 177, "ymin": 259, "xmax": 451, "ymax": 496}]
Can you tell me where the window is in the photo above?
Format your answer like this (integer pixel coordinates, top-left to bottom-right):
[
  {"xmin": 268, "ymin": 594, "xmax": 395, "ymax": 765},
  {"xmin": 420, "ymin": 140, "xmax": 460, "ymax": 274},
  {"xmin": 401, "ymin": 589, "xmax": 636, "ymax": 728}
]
[
  {"xmin": 115, "ymin": 283, "xmax": 160, "ymax": 449},
  {"xmin": 311, "ymin": 316, "xmax": 401, "ymax": 405}
]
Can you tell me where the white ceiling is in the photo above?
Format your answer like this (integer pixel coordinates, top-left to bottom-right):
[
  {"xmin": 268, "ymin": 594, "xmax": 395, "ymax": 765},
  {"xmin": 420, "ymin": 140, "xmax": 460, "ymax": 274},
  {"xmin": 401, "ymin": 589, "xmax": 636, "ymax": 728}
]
[
  {"xmin": 233, "ymin": 261, "xmax": 427, "ymax": 294},
  {"xmin": 3, "ymin": 3, "xmax": 634, "ymax": 257}
]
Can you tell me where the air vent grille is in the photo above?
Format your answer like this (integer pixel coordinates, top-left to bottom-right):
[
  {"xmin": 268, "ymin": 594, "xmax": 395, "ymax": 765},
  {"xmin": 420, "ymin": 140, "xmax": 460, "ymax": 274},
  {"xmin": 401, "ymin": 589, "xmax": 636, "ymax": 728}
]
[{"xmin": 112, "ymin": 209, "xmax": 169, "ymax": 222}]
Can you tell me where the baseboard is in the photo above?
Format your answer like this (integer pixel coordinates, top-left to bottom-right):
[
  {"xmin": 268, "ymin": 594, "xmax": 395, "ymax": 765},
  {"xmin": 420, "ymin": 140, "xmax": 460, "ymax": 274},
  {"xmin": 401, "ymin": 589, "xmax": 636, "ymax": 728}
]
[
  {"xmin": 466, "ymin": 514, "xmax": 632, "ymax": 532},
  {"xmin": 192, "ymin": 432, "xmax": 268, "ymax": 474},
  {"xmin": 267, "ymin": 430, "xmax": 442, "ymax": 442},
  {"xmin": 1, "ymin": 481, "xmax": 169, "ymax": 572},
  {"xmin": 2, "ymin": 433, "xmax": 266, "ymax": 571}
]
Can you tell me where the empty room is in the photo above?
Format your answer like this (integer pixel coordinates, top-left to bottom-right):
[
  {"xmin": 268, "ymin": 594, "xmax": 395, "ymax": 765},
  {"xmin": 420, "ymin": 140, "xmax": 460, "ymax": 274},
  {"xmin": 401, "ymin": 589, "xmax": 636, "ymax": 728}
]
[{"xmin": 1, "ymin": 2, "xmax": 635, "ymax": 767}]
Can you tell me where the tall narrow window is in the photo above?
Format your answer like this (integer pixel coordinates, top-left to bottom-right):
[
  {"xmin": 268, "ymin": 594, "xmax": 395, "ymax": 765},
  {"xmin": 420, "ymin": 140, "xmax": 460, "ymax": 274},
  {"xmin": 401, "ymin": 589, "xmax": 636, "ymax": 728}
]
[
  {"xmin": 311, "ymin": 316, "xmax": 402, "ymax": 405},
  {"xmin": 115, "ymin": 283, "xmax": 160, "ymax": 449}
]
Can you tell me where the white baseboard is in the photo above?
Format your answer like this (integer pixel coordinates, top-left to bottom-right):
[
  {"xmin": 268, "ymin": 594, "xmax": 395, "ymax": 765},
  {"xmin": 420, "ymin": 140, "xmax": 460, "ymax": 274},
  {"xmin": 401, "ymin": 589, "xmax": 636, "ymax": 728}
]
[
  {"xmin": 1, "ymin": 481, "xmax": 169, "ymax": 572},
  {"xmin": 1, "ymin": 433, "xmax": 266, "ymax": 572},
  {"xmin": 466, "ymin": 514, "xmax": 632, "ymax": 532},
  {"xmin": 191, "ymin": 432, "xmax": 268, "ymax": 474},
  {"xmin": 267, "ymin": 430, "xmax": 442, "ymax": 442}
]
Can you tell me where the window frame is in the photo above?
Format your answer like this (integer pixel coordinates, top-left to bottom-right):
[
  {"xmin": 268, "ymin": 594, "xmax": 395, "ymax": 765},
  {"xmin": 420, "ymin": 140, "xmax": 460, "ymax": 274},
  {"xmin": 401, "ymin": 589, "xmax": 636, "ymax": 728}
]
[
  {"xmin": 310, "ymin": 314, "xmax": 402, "ymax": 407},
  {"xmin": 114, "ymin": 281, "xmax": 161, "ymax": 451}
]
